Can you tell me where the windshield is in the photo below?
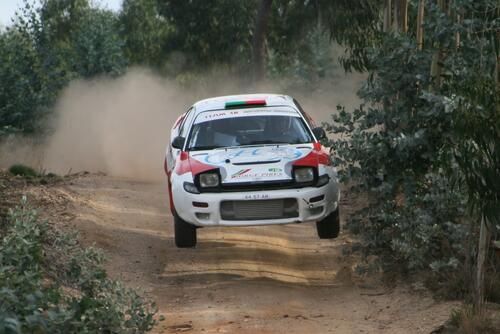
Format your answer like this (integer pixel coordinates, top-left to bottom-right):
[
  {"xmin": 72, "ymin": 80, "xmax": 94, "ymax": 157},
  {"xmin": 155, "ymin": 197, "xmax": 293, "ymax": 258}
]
[{"xmin": 187, "ymin": 115, "xmax": 313, "ymax": 151}]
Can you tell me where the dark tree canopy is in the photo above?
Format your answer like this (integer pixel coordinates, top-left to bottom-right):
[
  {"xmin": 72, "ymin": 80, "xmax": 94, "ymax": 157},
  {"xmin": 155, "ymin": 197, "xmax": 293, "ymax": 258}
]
[{"xmin": 157, "ymin": 0, "xmax": 257, "ymax": 69}]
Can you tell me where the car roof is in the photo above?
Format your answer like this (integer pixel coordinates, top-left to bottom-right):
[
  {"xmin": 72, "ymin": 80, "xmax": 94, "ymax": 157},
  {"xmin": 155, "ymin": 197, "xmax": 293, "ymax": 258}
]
[{"xmin": 192, "ymin": 94, "xmax": 297, "ymax": 114}]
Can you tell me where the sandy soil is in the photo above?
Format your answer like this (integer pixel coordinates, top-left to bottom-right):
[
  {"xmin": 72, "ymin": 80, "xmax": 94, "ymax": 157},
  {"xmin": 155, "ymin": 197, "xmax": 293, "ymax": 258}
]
[{"xmin": 32, "ymin": 175, "xmax": 458, "ymax": 333}]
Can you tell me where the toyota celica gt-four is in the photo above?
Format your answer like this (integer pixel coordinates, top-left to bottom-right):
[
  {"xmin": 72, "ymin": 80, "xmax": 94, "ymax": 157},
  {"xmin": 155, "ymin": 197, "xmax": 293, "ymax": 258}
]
[{"xmin": 164, "ymin": 94, "xmax": 340, "ymax": 247}]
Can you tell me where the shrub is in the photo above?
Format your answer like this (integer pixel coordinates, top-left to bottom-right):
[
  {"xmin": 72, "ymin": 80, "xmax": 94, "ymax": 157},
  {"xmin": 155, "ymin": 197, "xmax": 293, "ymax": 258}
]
[
  {"xmin": 8, "ymin": 164, "xmax": 38, "ymax": 178},
  {"xmin": 324, "ymin": 2, "xmax": 499, "ymax": 297},
  {"xmin": 0, "ymin": 198, "xmax": 157, "ymax": 333}
]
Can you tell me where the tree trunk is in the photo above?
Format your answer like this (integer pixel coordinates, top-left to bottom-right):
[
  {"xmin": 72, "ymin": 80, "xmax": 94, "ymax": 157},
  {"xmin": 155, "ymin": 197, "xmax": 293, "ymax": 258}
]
[
  {"xmin": 464, "ymin": 219, "xmax": 476, "ymax": 303},
  {"xmin": 495, "ymin": 29, "xmax": 500, "ymax": 86},
  {"xmin": 383, "ymin": 0, "xmax": 392, "ymax": 32},
  {"xmin": 393, "ymin": 0, "xmax": 399, "ymax": 31},
  {"xmin": 400, "ymin": 0, "xmax": 408, "ymax": 33},
  {"xmin": 416, "ymin": 0, "xmax": 425, "ymax": 50},
  {"xmin": 455, "ymin": 12, "xmax": 461, "ymax": 49},
  {"xmin": 430, "ymin": 0, "xmax": 447, "ymax": 90},
  {"xmin": 252, "ymin": 0, "xmax": 273, "ymax": 83},
  {"xmin": 496, "ymin": 8, "xmax": 500, "ymax": 86},
  {"xmin": 475, "ymin": 215, "xmax": 490, "ymax": 311}
]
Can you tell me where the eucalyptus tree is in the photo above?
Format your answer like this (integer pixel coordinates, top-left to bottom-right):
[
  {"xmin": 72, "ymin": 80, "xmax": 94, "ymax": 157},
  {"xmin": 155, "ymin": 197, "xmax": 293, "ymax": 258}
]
[{"xmin": 326, "ymin": 0, "xmax": 499, "ymax": 309}]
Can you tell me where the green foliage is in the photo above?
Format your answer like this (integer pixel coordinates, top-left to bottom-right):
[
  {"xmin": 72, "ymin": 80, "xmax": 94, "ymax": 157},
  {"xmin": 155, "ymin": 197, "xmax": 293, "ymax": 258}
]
[
  {"xmin": 0, "ymin": 0, "xmax": 127, "ymax": 137},
  {"xmin": 0, "ymin": 199, "xmax": 157, "ymax": 333},
  {"xmin": 0, "ymin": 26, "xmax": 48, "ymax": 135},
  {"xmin": 318, "ymin": 0, "xmax": 384, "ymax": 72},
  {"xmin": 0, "ymin": 0, "xmax": 388, "ymax": 137},
  {"xmin": 120, "ymin": 0, "xmax": 171, "ymax": 68},
  {"xmin": 39, "ymin": 0, "xmax": 91, "ymax": 43},
  {"xmin": 157, "ymin": 0, "xmax": 257, "ymax": 71},
  {"xmin": 267, "ymin": 0, "xmax": 383, "ymax": 73},
  {"xmin": 8, "ymin": 164, "xmax": 38, "ymax": 178},
  {"xmin": 267, "ymin": 0, "xmax": 318, "ymax": 67},
  {"xmin": 325, "ymin": 0, "xmax": 499, "ymax": 281},
  {"xmin": 268, "ymin": 25, "xmax": 338, "ymax": 88},
  {"xmin": 70, "ymin": 8, "xmax": 127, "ymax": 78}
]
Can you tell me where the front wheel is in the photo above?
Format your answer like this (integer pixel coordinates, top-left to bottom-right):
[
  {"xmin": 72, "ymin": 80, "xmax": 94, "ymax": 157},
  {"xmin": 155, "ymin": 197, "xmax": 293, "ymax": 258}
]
[
  {"xmin": 174, "ymin": 214, "xmax": 197, "ymax": 248},
  {"xmin": 316, "ymin": 208, "xmax": 340, "ymax": 239}
]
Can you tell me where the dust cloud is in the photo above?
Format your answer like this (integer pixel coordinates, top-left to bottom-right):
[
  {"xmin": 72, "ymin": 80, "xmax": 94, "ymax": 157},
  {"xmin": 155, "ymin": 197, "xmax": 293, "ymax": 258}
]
[
  {"xmin": 43, "ymin": 69, "xmax": 191, "ymax": 180},
  {"xmin": 0, "ymin": 68, "xmax": 362, "ymax": 181}
]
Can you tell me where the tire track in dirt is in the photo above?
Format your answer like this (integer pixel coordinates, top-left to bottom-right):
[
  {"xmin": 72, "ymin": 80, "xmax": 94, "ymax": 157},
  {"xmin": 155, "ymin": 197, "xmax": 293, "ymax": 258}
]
[{"xmin": 56, "ymin": 175, "xmax": 457, "ymax": 334}]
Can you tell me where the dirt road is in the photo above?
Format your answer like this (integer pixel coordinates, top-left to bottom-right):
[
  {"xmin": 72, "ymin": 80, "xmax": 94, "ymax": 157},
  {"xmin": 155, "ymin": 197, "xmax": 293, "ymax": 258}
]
[{"xmin": 48, "ymin": 175, "xmax": 456, "ymax": 333}]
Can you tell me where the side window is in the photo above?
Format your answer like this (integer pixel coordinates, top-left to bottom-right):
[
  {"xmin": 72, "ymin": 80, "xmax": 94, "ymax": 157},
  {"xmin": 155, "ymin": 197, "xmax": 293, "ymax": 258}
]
[
  {"xmin": 293, "ymin": 98, "xmax": 316, "ymax": 128},
  {"xmin": 179, "ymin": 107, "xmax": 193, "ymax": 137}
]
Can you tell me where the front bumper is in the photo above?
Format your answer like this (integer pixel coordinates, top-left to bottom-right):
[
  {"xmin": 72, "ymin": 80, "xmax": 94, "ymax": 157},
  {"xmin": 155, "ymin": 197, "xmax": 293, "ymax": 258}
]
[{"xmin": 172, "ymin": 182, "xmax": 339, "ymax": 227}]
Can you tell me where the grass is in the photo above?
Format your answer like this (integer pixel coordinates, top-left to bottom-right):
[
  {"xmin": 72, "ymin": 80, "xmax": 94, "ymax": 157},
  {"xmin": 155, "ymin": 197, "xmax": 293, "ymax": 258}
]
[{"xmin": 450, "ymin": 305, "xmax": 494, "ymax": 334}]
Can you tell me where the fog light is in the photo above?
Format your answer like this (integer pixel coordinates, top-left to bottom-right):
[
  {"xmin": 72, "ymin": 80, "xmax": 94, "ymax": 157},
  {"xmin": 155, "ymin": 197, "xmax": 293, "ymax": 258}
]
[
  {"xmin": 316, "ymin": 174, "xmax": 330, "ymax": 187},
  {"xmin": 195, "ymin": 212, "xmax": 210, "ymax": 220},
  {"xmin": 184, "ymin": 182, "xmax": 200, "ymax": 194},
  {"xmin": 309, "ymin": 206, "xmax": 323, "ymax": 216}
]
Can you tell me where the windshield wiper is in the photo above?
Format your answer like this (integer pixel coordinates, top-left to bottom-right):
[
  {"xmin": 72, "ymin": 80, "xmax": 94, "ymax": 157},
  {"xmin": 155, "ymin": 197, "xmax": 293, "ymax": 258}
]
[
  {"xmin": 189, "ymin": 141, "xmax": 295, "ymax": 151},
  {"xmin": 189, "ymin": 145, "xmax": 225, "ymax": 151},
  {"xmin": 244, "ymin": 140, "xmax": 289, "ymax": 145}
]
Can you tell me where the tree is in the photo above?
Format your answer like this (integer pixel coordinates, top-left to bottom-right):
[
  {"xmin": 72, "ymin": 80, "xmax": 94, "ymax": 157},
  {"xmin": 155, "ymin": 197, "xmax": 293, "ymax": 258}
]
[
  {"xmin": 0, "ymin": 28, "xmax": 46, "ymax": 135},
  {"xmin": 71, "ymin": 8, "xmax": 127, "ymax": 77},
  {"xmin": 326, "ymin": 0, "xmax": 499, "ymax": 308},
  {"xmin": 319, "ymin": 0, "xmax": 383, "ymax": 71},
  {"xmin": 0, "ymin": 0, "xmax": 127, "ymax": 137},
  {"xmin": 39, "ymin": 0, "xmax": 90, "ymax": 44},
  {"xmin": 120, "ymin": 0, "xmax": 170, "ymax": 68},
  {"xmin": 156, "ymin": 0, "xmax": 256, "ymax": 71},
  {"xmin": 252, "ymin": 0, "xmax": 272, "ymax": 82}
]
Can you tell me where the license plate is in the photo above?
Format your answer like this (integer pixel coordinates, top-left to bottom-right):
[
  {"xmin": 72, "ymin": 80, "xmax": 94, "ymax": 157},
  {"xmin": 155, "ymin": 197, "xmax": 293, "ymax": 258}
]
[{"xmin": 243, "ymin": 193, "xmax": 270, "ymax": 200}]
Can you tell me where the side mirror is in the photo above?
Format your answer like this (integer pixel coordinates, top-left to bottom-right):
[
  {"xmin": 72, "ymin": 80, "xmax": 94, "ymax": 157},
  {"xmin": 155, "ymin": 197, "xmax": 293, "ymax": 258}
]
[
  {"xmin": 312, "ymin": 127, "xmax": 327, "ymax": 140},
  {"xmin": 172, "ymin": 136, "xmax": 185, "ymax": 150}
]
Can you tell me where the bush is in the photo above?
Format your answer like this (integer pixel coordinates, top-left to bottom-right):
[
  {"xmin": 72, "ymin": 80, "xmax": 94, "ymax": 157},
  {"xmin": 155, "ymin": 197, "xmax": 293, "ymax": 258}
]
[
  {"xmin": 0, "ymin": 198, "xmax": 157, "ymax": 333},
  {"xmin": 325, "ymin": 44, "xmax": 470, "ymax": 275},
  {"xmin": 8, "ymin": 164, "xmax": 39, "ymax": 178},
  {"xmin": 450, "ymin": 305, "xmax": 493, "ymax": 334}
]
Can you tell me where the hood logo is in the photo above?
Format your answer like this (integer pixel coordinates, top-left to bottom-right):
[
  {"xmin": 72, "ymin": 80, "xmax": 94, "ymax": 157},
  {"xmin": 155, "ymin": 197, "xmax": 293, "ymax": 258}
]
[
  {"xmin": 231, "ymin": 168, "xmax": 251, "ymax": 178},
  {"xmin": 204, "ymin": 146, "xmax": 306, "ymax": 165}
]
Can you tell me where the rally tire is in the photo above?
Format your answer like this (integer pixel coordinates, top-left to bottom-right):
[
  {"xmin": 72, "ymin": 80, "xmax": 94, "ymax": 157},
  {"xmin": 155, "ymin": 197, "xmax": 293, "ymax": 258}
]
[
  {"xmin": 174, "ymin": 215, "xmax": 197, "ymax": 248},
  {"xmin": 316, "ymin": 208, "xmax": 340, "ymax": 239}
]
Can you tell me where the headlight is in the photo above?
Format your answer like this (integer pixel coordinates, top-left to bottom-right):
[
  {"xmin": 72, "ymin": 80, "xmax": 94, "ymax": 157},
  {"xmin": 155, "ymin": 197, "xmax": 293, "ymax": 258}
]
[
  {"xmin": 199, "ymin": 172, "xmax": 220, "ymax": 188},
  {"xmin": 294, "ymin": 167, "xmax": 314, "ymax": 183}
]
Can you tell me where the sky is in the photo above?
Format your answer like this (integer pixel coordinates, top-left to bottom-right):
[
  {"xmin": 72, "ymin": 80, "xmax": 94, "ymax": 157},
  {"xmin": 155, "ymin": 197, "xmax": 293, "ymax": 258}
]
[{"xmin": 0, "ymin": 0, "xmax": 122, "ymax": 27}]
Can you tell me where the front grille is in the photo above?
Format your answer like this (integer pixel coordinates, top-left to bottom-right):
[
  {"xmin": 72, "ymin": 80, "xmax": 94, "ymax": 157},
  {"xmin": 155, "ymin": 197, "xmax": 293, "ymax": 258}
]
[{"xmin": 220, "ymin": 198, "xmax": 298, "ymax": 221}]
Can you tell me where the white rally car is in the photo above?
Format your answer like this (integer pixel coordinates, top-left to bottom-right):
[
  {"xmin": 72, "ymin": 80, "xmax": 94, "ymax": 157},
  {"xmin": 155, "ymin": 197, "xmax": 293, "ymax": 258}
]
[{"xmin": 164, "ymin": 94, "xmax": 340, "ymax": 247}]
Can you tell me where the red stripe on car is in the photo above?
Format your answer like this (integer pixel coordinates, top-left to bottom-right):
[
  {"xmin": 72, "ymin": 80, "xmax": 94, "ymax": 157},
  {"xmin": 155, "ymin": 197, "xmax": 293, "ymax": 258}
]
[
  {"xmin": 174, "ymin": 152, "xmax": 217, "ymax": 175},
  {"xmin": 293, "ymin": 143, "xmax": 331, "ymax": 167}
]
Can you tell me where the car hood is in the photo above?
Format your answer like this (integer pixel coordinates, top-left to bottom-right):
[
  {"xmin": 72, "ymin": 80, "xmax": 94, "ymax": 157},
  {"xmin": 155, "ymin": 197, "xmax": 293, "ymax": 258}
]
[{"xmin": 189, "ymin": 144, "xmax": 314, "ymax": 184}]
